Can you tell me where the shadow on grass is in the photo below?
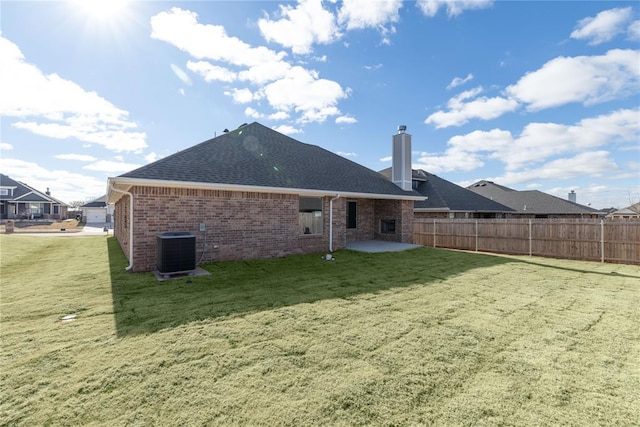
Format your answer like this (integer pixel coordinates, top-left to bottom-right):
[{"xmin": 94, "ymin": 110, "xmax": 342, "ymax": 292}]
[
  {"xmin": 513, "ymin": 258, "xmax": 640, "ymax": 279},
  {"xmin": 108, "ymin": 237, "xmax": 514, "ymax": 337}
]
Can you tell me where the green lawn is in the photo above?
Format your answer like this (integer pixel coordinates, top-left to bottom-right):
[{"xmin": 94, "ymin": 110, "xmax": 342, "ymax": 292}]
[{"xmin": 1, "ymin": 235, "xmax": 639, "ymax": 426}]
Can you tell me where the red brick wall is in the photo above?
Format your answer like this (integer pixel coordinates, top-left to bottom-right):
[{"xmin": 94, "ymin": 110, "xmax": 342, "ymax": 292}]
[
  {"xmin": 115, "ymin": 187, "xmax": 348, "ymax": 272},
  {"xmin": 112, "ymin": 186, "xmax": 414, "ymax": 271},
  {"xmin": 114, "ymin": 193, "xmax": 131, "ymax": 263},
  {"xmin": 373, "ymin": 199, "xmax": 414, "ymax": 243},
  {"xmin": 345, "ymin": 199, "xmax": 375, "ymax": 242}
]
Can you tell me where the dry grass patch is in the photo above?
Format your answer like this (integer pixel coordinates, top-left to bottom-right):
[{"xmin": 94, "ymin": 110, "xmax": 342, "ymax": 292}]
[
  {"xmin": 1, "ymin": 219, "xmax": 81, "ymax": 233},
  {"xmin": 1, "ymin": 235, "xmax": 639, "ymax": 426}
]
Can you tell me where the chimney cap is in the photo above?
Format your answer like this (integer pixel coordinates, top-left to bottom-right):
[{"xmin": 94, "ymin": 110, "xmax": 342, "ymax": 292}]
[{"xmin": 397, "ymin": 125, "xmax": 407, "ymax": 133}]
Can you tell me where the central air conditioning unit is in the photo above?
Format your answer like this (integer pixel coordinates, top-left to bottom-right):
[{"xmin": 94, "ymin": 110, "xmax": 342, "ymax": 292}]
[{"xmin": 156, "ymin": 232, "xmax": 196, "ymax": 276}]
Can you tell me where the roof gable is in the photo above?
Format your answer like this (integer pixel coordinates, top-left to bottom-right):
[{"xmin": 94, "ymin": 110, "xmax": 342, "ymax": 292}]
[
  {"xmin": 0, "ymin": 173, "xmax": 29, "ymax": 200},
  {"xmin": 118, "ymin": 122, "xmax": 420, "ymax": 198},
  {"xmin": 413, "ymin": 170, "xmax": 513, "ymax": 211},
  {"xmin": 82, "ymin": 195, "xmax": 107, "ymax": 208},
  {"xmin": 467, "ymin": 180, "xmax": 598, "ymax": 214},
  {"xmin": 0, "ymin": 173, "xmax": 67, "ymax": 205},
  {"xmin": 379, "ymin": 168, "xmax": 513, "ymax": 212}
]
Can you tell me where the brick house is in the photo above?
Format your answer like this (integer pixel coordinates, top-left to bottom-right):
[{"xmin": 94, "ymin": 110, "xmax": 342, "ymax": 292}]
[{"xmin": 107, "ymin": 123, "xmax": 424, "ymax": 272}]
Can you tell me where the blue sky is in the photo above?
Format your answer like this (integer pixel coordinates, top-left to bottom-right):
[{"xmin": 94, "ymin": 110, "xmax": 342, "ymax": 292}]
[{"xmin": 1, "ymin": 0, "xmax": 638, "ymax": 209}]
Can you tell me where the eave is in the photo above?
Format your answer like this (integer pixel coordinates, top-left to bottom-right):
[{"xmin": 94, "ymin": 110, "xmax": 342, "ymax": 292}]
[{"xmin": 107, "ymin": 176, "xmax": 426, "ymax": 204}]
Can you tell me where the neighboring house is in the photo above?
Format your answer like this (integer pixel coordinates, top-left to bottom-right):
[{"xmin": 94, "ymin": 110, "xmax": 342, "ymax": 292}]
[
  {"xmin": 380, "ymin": 168, "xmax": 514, "ymax": 218},
  {"xmin": 607, "ymin": 202, "xmax": 640, "ymax": 219},
  {"xmin": 0, "ymin": 173, "xmax": 69, "ymax": 220},
  {"xmin": 467, "ymin": 180, "xmax": 600, "ymax": 218},
  {"xmin": 107, "ymin": 122, "xmax": 424, "ymax": 272},
  {"xmin": 81, "ymin": 195, "xmax": 114, "ymax": 224}
]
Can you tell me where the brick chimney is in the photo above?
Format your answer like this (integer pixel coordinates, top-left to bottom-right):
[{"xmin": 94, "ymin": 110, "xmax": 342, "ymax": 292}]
[{"xmin": 392, "ymin": 125, "xmax": 412, "ymax": 191}]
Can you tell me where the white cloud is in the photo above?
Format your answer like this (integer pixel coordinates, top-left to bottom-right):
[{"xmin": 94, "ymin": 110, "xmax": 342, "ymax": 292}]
[
  {"xmin": 423, "ymin": 108, "xmax": 639, "ymax": 178},
  {"xmin": 417, "ymin": 0, "xmax": 493, "ymax": 17},
  {"xmin": 150, "ymin": 8, "xmax": 287, "ymax": 67},
  {"xmin": 338, "ymin": 0, "xmax": 402, "ymax": 30},
  {"xmin": 337, "ymin": 151, "xmax": 357, "ymax": 157},
  {"xmin": 507, "ymin": 49, "xmax": 640, "ymax": 111},
  {"xmin": 1, "ymin": 158, "xmax": 107, "ymax": 203},
  {"xmin": 414, "ymin": 149, "xmax": 485, "ymax": 174},
  {"xmin": 380, "ymin": 155, "xmax": 392, "ymax": 162},
  {"xmin": 244, "ymin": 107, "xmax": 264, "ymax": 119},
  {"xmin": 144, "ymin": 152, "xmax": 162, "ymax": 163},
  {"xmin": 262, "ymin": 66, "xmax": 348, "ymax": 123},
  {"xmin": 55, "ymin": 153, "xmax": 98, "ymax": 161},
  {"xmin": 170, "ymin": 63, "xmax": 192, "ymax": 85},
  {"xmin": 83, "ymin": 160, "xmax": 142, "ymax": 173},
  {"xmin": 269, "ymin": 111, "xmax": 290, "ymax": 120},
  {"xmin": 447, "ymin": 73, "xmax": 473, "ymax": 89},
  {"xmin": 151, "ymin": 8, "xmax": 349, "ymax": 124},
  {"xmin": 570, "ymin": 7, "xmax": 632, "ymax": 45},
  {"xmin": 237, "ymin": 60, "xmax": 292, "ymax": 85},
  {"xmin": 186, "ymin": 61, "xmax": 236, "ymax": 83},
  {"xmin": 272, "ymin": 124, "xmax": 302, "ymax": 135},
  {"xmin": 0, "ymin": 142, "xmax": 13, "ymax": 151},
  {"xmin": 336, "ymin": 115, "xmax": 357, "ymax": 124},
  {"xmin": 428, "ymin": 49, "xmax": 639, "ymax": 128},
  {"xmin": 363, "ymin": 63, "xmax": 383, "ymax": 71},
  {"xmin": 258, "ymin": 0, "xmax": 340, "ymax": 54},
  {"xmin": 224, "ymin": 88, "xmax": 254, "ymax": 104},
  {"xmin": 628, "ymin": 20, "xmax": 640, "ymax": 41},
  {"xmin": 425, "ymin": 86, "xmax": 519, "ymax": 128},
  {"xmin": 487, "ymin": 151, "xmax": 618, "ymax": 186},
  {"xmin": 0, "ymin": 35, "xmax": 147, "ymax": 152}
]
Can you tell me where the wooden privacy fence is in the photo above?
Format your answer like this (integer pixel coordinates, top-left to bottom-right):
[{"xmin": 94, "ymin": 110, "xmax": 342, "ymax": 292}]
[{"xmin": 413, "ymin": 219, "xmax": 640, "ymax": 265}]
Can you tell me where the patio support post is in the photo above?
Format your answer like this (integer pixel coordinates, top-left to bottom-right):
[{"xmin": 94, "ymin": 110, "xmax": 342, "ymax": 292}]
[{"xmin": 329, "ymin": 194, "xmax": 340, "ymax": 252}]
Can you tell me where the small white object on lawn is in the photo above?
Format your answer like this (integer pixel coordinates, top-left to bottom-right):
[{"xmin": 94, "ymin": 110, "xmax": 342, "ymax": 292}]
[{"xmin": 61, "ymin": 314, "xmax": 77, "ymax": 322}]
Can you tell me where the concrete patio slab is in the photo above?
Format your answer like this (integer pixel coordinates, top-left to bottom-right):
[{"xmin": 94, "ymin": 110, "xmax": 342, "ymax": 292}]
[{"xmin": 345, "ymin": 240, "xmax": 422, "ymax": 253}]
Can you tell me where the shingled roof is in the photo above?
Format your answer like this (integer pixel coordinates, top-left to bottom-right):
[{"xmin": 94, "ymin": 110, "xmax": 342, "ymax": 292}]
[
  {"xmin": 467, "ymin": 180, "xmax": 599, "ymax": 215},
  {"xmin": 114, "ymin": 122, "xmax": 423, "ymax": 199},
  {"xmin": 81, "ymin": 195, "xmax": 107, "ymax": 208},
  {"xmin": 0, "ymin": 173, "xmax": 68, "ymax": 205},
  {"xmin": 379, "ymin": 168, "xmax": 513, "ymax": 212}
]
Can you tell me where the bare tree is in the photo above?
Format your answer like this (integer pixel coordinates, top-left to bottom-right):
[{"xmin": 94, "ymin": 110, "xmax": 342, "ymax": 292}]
[{"xmin": 68, "ymin": 200, "xmax": 87, "ymax": 209}]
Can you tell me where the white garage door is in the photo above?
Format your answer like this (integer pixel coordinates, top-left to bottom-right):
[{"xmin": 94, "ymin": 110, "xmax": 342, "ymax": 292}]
[{"xmin": 85, "ymin": 209, "xmax": 106, "ymax": 223}]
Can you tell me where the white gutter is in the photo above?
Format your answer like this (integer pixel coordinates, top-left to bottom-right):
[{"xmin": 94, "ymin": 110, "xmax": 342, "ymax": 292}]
[
  {"xmin": 329, "ymin": 194, "xmax": 340, "ymax": 252},
  {"xmin": 108, "ymin": 182, "xmax": 134, "ymax": 271},
  {"xmin": 107, "ymin": 177, "xmax": 426, "ymax": 203}
]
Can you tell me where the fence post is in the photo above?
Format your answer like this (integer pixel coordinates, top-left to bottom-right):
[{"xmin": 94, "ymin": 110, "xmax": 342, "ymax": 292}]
[
  {"xmin": 475, "ymin": 220, "xmax": 478, "ymax": 252},
  {"xmin": 529, "ymin": 219, "xmax": 532, "ymax": 256},
  {"xmin": 433, "ymin": 219, "xmax": 436, "ymax": 247},
  {"xmin": 600, "ymin": 219, "xmax": 604, "ymax": 263}
]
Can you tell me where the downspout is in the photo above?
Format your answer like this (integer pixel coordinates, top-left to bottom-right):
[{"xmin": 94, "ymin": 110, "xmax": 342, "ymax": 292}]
[
  {"xmin": 109, "ymin": 183, "xmax": 134, "ymax": 271},
  {"xmin": 329, "ymin": 194, "xmax": 341, "ymax": 252}
]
